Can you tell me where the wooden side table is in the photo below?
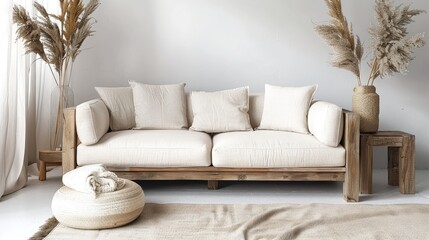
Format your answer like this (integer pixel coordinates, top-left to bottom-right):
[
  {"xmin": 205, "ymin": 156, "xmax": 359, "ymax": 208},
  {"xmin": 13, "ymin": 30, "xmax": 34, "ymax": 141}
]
[
  {"xmin": 360, "ymin": 131, "xmax": 415, "ymax": 194},
  {"xmin": 39, "ymin": 150, "xmax": 62, "ymax": 181}
]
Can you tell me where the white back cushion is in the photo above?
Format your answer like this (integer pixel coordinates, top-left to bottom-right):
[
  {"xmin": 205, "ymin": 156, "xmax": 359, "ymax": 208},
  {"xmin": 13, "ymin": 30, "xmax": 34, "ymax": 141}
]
[
  {"xmin": 190, "ymin": 87, "xmax": 252, "ymax": 133},
  {"xmin": 308, "ymin": 101, "xmax": 344, "ymax": 147},
  {"xmin": 259, "ymin": 84, "xmax": 318, "ymax": 134},
  {"xmin": 130, "ymin": 82, "xmax": 188, "ymax": 130},
  {"xmin": 95, "ymin": 87, "xmax": 135, "ymax": 131},
  {"xmin": 76, "ymin": 99, "xmax": 110, "ymax": 145},
  {"xmin": 187, "ymin": 93, "xmax": 264, "ymax": 129},
  {"xmin": 248, "ymin": 93, "xmax": 264, "ymax": 128}
]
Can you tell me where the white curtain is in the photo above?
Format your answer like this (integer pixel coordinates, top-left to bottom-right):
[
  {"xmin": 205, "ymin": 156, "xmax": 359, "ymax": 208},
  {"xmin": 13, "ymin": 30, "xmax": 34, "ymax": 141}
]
[{"xmin": 0, "ymin": 0, "xmax": 54, "ymax": 198}]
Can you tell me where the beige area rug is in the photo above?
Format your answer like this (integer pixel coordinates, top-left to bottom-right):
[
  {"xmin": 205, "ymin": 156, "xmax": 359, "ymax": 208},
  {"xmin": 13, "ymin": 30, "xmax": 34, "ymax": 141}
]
[{"xmin": 32, "ymin": 203, "xmax": 429, "ymax": 240}]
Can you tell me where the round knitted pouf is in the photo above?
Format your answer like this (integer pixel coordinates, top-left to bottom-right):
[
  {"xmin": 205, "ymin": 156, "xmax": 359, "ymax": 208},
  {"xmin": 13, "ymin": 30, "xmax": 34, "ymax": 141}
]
[{"xmin": 52, "ymin": 179, "xmax": 144, "ymax": 229}]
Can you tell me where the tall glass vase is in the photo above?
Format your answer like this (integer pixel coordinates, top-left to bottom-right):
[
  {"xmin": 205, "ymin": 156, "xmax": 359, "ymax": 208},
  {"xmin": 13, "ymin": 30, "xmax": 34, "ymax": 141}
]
[{"xmin": 50, "ymin": 85, "xmax": 74, "ymax": 150}]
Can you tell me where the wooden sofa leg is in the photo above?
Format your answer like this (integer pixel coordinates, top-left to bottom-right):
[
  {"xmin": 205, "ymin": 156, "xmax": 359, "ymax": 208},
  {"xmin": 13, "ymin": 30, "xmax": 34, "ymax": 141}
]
[
  {"xmin": 343, "ymin": 111, "xmax": 360, "ymax": 202},
  {"xmin": 344, "ymin": 139, "xmax": 359, "ymax": 202},
  {"xmin": 344, "ymin": 172, "xmax": 359, "ymax": 202},
  {"xmin": 208, "ymin": 180, "xmax": 219, "ymax": 190}
]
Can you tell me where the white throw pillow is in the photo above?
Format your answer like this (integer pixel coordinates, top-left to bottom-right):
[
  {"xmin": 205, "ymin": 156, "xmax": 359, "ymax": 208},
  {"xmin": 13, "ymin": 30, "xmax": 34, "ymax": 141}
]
[
  {"xmin": 130, "ymin": 81, "xmax": 188, "ymax": 129},
  {"xmin": 308, "ymin": 101, "xmax": 344, "ymax": 147},
  {"xmin": 95, "ymin": 87, "xmax": 135, "ymax": 131},
  {"xmin": 190, "ymin": 87, "xmax": 252, "ymax": 133},
  {"xmin": 76, "ymin": 99, "xmax": 109, "ymax": 145},
  {"xmin": 259, "ymin": 84, "xmax": 317, "ymax": 134}
]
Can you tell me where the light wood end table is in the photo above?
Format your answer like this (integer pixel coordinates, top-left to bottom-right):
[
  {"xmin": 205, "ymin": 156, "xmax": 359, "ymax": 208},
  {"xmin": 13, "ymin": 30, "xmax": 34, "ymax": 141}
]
[
  {"xmin": 39, "ymin": 150, "xmax": 62, "ymax": 181},
  {"xmin": 360, "ymin": 131, "xmax": 415, "ymax": 194}
]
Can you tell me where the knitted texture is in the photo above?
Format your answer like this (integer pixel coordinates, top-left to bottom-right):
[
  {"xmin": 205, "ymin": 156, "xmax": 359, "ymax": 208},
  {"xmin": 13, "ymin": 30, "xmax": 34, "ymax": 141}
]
[
  {"xmin": 63, "ymin": 164, "xmax": 125, "ymax": 198},
  {"xmin": 352, "ymin": 86, "xmax": 379, "ymax": 132},
  {"xmin": 52, "ymin": 179, "xmax": 145, "ymax": 230}
]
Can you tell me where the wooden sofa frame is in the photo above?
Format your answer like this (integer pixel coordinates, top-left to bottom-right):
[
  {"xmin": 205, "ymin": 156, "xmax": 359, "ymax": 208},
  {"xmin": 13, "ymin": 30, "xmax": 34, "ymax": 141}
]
[{"xmin": 62, "ymin": 108, "xmax": 360, "ymax": 202}]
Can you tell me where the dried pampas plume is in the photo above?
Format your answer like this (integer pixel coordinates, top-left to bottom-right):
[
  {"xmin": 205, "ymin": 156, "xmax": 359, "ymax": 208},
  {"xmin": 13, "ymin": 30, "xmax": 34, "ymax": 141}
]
[
  {"xmin": 315, "ymin": 0, "xmax": 364, "ymax": 86},
  {"xmin": 316, "ymin": 0, "xmax": 426, "ymax": 86},
  {"xmin": 12, "ymin": 5, "xmax": 47, "ymax": 62},
  {"xmin": 368, "ymin": 0, "xmax": 426, "ymax": 85},
  {"xmin": 13, "ymin": 0, "xmax": 100, "ymax": 150},
  {"xmin": 13, "ymin": 0, "xmax": 100, "ymax": 86}
]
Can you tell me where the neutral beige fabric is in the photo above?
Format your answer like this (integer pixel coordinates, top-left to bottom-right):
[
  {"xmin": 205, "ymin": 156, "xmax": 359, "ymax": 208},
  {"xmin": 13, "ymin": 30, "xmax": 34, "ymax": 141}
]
[
  {"xmin": 45, "ymin": 203, "xmax": 429, "ymax": 240},
  {"xmin": 259, "ymin": 84, "xmax": 317, "ymax": 134},
  {"xmin": 212, "ymin": 130, "xmax": 345, "ymax": 168},
  {"xmin": 130, "ymin": 82, "xmax": 188, "ymax": 129},
  {"xmin": 52, "ymin": 179, "xmax": 144, "ymax": 230},
  {"xmin": 62, "ymin": 164, "xmax": 125, "ymax": 196},
  {"xmin": 248, "ymin": 93, "xmax": 264, "ymax": 129},
  {"xmin": 186, "ymin": 93, "xmax": 264, "ymax": 129},
  {"xmin": 77, "ymin": 130, "xmax": 212, "ymax": 167},
  {"xmin": 95, "ymin": 87, "xmax": 135, "ymax": 131},
  {"xmin": 190, "ymin": 87, "xmax": 252, "ymax": 133},
  {"xmin": 76, "ymin": 99, "xmax": 110, "ymax": 145},
  {"xmin": 308, "ymin": 101, "xmax": 344, "ymax": 147},
  {"xmin": 186, "ymin": 93, "xmax": 194, "ymax": 126}
]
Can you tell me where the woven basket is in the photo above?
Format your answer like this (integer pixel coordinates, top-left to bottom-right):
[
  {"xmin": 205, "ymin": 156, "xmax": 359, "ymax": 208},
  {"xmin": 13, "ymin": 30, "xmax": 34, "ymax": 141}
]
[
  {"xmin": 52, "ymin": 179, "xmax": 145, "ymax": 229},
  {"xmin": 352, "ymin": 86, "xmax": 379, "ymax": 132}
]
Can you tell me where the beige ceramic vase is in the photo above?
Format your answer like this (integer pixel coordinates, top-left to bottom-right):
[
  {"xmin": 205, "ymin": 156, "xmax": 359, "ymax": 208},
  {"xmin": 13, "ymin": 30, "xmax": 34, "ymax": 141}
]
[{"xmin": 352, "ymin": 86, "xmax": 379, "ymax": 132}]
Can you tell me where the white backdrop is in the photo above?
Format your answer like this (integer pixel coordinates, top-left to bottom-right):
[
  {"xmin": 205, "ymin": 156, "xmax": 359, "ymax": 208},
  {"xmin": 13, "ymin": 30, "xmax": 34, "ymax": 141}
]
[{"xmin": 71, "ymin": 0, "xmax": 429, "ymax": 169}]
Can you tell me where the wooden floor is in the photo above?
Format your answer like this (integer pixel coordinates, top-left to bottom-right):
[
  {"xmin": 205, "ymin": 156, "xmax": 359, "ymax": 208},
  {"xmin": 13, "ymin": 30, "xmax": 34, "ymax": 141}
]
[{"xmin": 1, "ymin": 168, "xmax": 429, "ymax": 239}]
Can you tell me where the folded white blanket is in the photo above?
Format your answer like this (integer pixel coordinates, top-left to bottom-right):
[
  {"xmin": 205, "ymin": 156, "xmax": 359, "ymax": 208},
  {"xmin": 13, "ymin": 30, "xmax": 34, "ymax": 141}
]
[{"xmin": 62, "ymin": 164, "xmax": 125, "ymax": 197}]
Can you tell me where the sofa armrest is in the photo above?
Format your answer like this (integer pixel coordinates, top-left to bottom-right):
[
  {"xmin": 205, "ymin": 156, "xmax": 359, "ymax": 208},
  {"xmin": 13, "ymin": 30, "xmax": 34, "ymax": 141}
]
[
  {"xmin": 63, "ymin": 99, "xmax": 110, "ymax": 175},
  {"xmin": 63, "ymin": 107, "xmax": 78, "ymax": 174},
  {"xmin": 308, "ymin": 101, "xmax": 344, "ymax": 147},
  {"xmin": 76, "ymin": 99, "xmax": 110, "ymax": 145},
  {"xmin": 342, "ymin": 110, "xmax": 360, "ymax": 202}
]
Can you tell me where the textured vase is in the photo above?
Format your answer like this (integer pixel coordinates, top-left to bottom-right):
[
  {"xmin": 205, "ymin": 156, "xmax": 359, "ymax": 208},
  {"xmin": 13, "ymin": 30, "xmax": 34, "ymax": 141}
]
[
  {"xmin": 352, "ymin": 86, "xmax": 379, "ymax": 133},
  {"xmin": 50, "ymin": 85, "xmax": 74, "ymax": 150}
]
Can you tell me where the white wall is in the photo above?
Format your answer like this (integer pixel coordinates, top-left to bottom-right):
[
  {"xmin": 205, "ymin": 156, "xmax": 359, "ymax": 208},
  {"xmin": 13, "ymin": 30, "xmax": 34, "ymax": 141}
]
[{"xmin": 72, "ymin": 0, "xmax": 429, "ymax": 169}]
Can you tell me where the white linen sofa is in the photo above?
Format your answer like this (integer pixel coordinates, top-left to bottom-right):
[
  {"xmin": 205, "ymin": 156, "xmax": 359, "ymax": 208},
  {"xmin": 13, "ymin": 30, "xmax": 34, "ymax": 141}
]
[{"xmin": 63, "ymin": 94, "xmax": 360, "ymax": 202}]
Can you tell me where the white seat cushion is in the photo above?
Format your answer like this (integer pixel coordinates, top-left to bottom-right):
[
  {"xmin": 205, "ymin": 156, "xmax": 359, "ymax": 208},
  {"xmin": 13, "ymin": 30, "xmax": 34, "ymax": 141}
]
[
  {"xmin": 212, "ymin": 130, "xmax": 345, "ymax": 168},
  {"xmin": 78, "ymin": 130, "xmax": 212, "ymax": 167}
]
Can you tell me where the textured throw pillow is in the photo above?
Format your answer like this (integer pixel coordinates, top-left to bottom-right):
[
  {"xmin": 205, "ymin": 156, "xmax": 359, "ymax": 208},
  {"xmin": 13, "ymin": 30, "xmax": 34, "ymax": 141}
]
[
  {"xmin": 259, "ymin": 84, "xmax": 318, "ymax": 134},
  {"xmin": 190, "ymin": 87, "xmax": 252, "ymax": 133},
  {"xmin": 130, "ymin": 81, "xmax": 188, "ymax": 129},
  {"xmin": 308, "ymin": 101, "xmax": 344, "ymax": 147},
  {"xmin": 95, "ymin": 87, "xmax": 135, "ymax": 131}
]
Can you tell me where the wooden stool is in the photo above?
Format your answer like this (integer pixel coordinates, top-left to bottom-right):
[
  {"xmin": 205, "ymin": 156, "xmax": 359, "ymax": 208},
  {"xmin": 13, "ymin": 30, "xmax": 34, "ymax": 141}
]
[
  {"xmin": 39, "ymin": 150, "xmax": 62, "ymax": 181},
  {"xmin": 360, "ymin": 131, "xmax": 415, "ymax": 194}
]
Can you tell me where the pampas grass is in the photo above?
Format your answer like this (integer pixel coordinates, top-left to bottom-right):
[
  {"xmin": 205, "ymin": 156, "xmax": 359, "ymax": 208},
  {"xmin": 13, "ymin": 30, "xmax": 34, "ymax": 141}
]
[
  {"xmin": 316, "ymin": 0, "xmax": 426, "ymax": 86},
  {"xmin": 13, "ymin": 0, "xmax": 99, "ymax": 85},
  {"xmin": 315, "ymin": 0, "xmax": 363, "ymax": 86},
  {"xmin": 368, "ymin": 0, "xmax": 426, "ymax": 85},
  {"xmin": 13, "ymin": 0, "xmax": 100, "ymax": 149}
]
